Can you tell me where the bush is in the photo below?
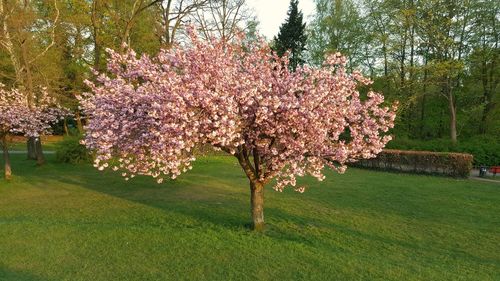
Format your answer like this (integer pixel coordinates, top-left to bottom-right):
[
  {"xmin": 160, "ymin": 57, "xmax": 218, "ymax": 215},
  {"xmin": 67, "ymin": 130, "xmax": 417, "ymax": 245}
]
[
  {"xmin": 456, "ymin": 136, "xmax": 500, "ymax": 167},
  {"xmin": 55, "ymin": 135, "xmax": 92, "ymax": 164},
  {"xmin": 387, "ymin": 136, "xmax": 500, "ymax": 167},
  {"xmin": 354, "ymin": 149, "xmax": 473, "ymax": 178}
]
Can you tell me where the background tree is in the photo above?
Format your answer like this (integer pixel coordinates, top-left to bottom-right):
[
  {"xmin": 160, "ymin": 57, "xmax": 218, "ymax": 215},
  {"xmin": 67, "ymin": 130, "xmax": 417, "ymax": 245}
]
[
  {"xmin": 192, "ymin": 0, "xmax": 254, "ymax": 41},
  {"xmin": 309, "ymin": 0, "xmax": 365, "ymax": 70},
  {"xmin": 0, "ymin": 0, "xmax": 61, "ymax": 164},
  {"xmin": 273, "ymin": 0, "xmax": 307, "ymax": 71},
  {"xmin": 0, "ymin": 84, "xmax": 68, "ymax": 178},
  {"xmin": 154, "ymin": 0, "xmax": 208, "ymax": 48},
  {"xmin": 308, "ymin": 0, "xmax": 499, "ymax": 147}
]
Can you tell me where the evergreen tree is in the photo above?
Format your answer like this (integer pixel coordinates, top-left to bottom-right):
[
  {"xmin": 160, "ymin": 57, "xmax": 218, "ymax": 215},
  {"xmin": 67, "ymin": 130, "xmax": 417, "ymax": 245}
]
[{"xmin": 274, "ymin": 0, "xmax": 307, "ymax": 70}]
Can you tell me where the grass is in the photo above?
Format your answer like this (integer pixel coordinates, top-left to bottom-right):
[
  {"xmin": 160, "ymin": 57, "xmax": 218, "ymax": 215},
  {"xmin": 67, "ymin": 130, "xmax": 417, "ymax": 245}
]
[
  {"xmin": 9, "ymin": 136, "xmax": 63, "ymax": 151},
  {"xmin": 0, "ymin": 154, "xmax": 499, "ymax": 281}
]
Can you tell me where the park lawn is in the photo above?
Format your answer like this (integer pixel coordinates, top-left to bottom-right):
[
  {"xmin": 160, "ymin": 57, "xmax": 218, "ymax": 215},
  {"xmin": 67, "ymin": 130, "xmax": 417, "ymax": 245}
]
[
  {"xmin": 0, "ymin": 155, "xmax": 499, "ymax": 281},
  {"xmin": 8, "ymin": 136, "xmax": 62, "ymax": 151}
]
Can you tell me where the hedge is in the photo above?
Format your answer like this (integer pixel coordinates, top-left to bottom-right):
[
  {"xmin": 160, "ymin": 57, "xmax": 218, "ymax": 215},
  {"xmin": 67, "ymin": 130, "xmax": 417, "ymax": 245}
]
[
  {"xmin": 386, "ymin": 136, "xmax": 500, "ymax": 167},
  {"xmin": 354, "ymin": 149, "xmax": 473, "ymax": 178}
]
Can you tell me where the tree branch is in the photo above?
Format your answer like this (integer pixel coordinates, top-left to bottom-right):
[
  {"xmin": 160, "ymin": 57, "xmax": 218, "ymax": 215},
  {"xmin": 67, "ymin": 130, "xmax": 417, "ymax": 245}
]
[{"xmin": 28, "ymin": 0, "xmax": 59, "ymax": 65}]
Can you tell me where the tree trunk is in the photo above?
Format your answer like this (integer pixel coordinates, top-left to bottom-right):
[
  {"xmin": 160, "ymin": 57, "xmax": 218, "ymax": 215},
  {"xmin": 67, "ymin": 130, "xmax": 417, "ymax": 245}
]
[
  {"xmin": 75, "ymin": 111, "xmax": 84, "ymax": 133},
  {"xmin": 35, "ymin": 138, "xmax": 45, "ymax": 165},
  {"xmin": 448, "ymin": 93, "xmax": 457, "ymax": 144},
  {"xmin": 383, "ymin": 41, "xmax": 388, "ymax": 78},
  {"xmin": 419, "ymin": 50, "xmax": 429, "ymax": 138},
  {"xmin": 2, "ymin": 135, "xmax": 12, "ymax": 180},
  {"xmin": 63, "ymin": 117, "xmax": 69, "ymax": 135},
  {"xmin": 27, "ymin": 137, "xmax": 37, "ymax": 160},
  {"xmin": 250, "ymin": 180, "xmax": 264, "ymax": 231},
  {"xmin": 419, "ymin": 93, "xmax": 426, "ymax": 138},
  {"xmin": 27, "ymin": 137, "xmax": 45, "ymax": 165}
]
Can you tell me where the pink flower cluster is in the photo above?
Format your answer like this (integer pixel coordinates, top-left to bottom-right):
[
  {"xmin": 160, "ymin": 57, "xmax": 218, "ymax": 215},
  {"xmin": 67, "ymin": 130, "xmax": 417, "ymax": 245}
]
[
  {"xmin": 81, "ymin": 32, "xmax": 397, "ymax": 191},
  {"xmin": 0, "ymin": 84, "xmax": 68, "ymax": 138}
]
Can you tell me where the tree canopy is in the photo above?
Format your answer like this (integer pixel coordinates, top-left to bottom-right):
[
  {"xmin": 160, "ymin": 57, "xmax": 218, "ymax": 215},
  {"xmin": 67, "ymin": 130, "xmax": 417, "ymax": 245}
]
[{"xmin": 273, "ymin": 0, "xmax": 308, "ymax": 70}]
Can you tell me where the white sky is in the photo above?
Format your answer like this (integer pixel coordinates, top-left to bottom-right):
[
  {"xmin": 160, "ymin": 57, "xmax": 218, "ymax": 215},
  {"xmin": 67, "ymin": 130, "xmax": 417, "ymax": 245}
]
[{"xmin": 246, "ymin": 0, "xmax": 316, "ymax": 40}]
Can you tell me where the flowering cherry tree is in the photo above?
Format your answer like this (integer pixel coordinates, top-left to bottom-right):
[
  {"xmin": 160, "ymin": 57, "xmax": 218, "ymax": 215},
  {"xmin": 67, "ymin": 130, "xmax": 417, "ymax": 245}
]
[
  {"xmin": 0, "ymin": 84, "xmax": 67, "ymax": 179},
  {"xmin": 81, "ymin": 32, "xmax": 397, "ymax": 230}
]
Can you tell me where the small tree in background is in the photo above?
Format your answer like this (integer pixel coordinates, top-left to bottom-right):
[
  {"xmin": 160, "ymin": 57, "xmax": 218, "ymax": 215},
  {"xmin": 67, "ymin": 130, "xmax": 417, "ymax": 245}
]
[
  {"xmin": 80, "ymin": 30, "xmax": 397, "ymax": 231},
  {"xmin": 0, "ymin": 84, "xmax": 68, "ymax": 179},
  {"xmin": 273, "ymin": 0, "xmax": 308, "ymax": 71}
]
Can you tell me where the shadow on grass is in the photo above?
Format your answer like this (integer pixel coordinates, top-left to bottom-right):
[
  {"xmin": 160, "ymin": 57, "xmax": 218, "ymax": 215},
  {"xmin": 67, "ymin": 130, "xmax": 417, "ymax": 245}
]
[
  {"xmin": 15, "ymin": 156, "xmax": 253, "ymax": 230},
  {"xmin": 13, "ymin": 156, "xmax": 342, "ymax": 235},
  {"xmin": 9, "ymin": 155, "xmax": 500, "ymax": 269},
  {"xmin": 0, "ymin": 266, "xmax": 46, "ymax": 281}
]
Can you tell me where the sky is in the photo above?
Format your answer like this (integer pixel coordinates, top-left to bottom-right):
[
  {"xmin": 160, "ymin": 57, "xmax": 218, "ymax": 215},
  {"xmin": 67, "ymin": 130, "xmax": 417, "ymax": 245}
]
[{"xmin": 246, "ymin": 0, "xmax": 316, "ymax": 40}]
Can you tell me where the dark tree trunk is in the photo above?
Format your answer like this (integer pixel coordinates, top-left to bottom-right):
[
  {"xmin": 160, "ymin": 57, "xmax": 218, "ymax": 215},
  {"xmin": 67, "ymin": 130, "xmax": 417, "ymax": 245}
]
[
  {"xmin": 250, "ymin": 180, "xmax": 265, "ymax": 231},
  {"xmin": 27, "ymin": 137, "xmax": 45, "ymax": 165},
  {"xmin": 27, "ymin": 137, "xmax": 37, "ymax": 160},
  {"xmin": 448, "ymin": 92, "xmax": 457, "ymax": 144},
  {"xmin": 2, "ymin": 135, "xmax": 12, "ymax": 180},
  {"xmin": 419, "ymin": 93, "xmax": 426, "ymax": 138},
  {"xmin": 35, "ymin": 138, "xmax": 45, "ymax": 165},
  {"xmin": 383, "ymin": 42, "xmax": 388, "ymax": 77}
]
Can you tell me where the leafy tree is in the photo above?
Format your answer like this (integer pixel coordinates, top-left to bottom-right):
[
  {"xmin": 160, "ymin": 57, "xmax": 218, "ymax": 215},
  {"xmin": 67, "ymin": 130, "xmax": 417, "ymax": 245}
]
[
  {"xmin": 274, "ymin": 0, "xmax": 307, "ymax": 70},
  {"xmin": 80, "ymin": 31, "xmax": 396, "ymax": 231},
  {"xmin": 309, "ymin": 0, "xmax": 365, "ymax": 69}
]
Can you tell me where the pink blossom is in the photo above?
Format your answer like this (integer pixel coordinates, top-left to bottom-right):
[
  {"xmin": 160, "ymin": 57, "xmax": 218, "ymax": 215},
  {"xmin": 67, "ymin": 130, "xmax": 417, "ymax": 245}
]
[
  {"xmin": 0, "ymin": 84, "xmax": 68, "ymax": 138},
  {"xmin": 81, "ymin": 31, "xmax": 397, "ymax": 192}
]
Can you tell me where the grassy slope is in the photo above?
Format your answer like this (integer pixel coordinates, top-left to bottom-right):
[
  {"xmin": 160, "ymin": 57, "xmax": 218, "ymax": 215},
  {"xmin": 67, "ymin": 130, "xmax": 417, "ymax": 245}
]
[{"xmin": 0, "ymin": 155, "xmax": 499, "ymax": 281}]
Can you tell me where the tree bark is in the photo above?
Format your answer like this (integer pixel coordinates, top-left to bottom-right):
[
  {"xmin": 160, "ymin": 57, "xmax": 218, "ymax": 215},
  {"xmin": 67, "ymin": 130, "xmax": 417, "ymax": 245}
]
[
  {"xmin": 27, "ymin": 137, "xmax": 45, "ymax": 164},
  {"xmin": 35, "ymin": 138, "xmax": 45, "ymax": 165},
  {"xmin": 448, "ymin": 91, "xmax": 457, "ymax": 144},
  {"xmin": 75, "ymin": 111, "xmax": 84, "ymax": 133},
  {"xmin": 63, "ymin": 117, "xmax": 69, "ymax": 135},
  {"xmin": 2, "ymin": 135, "xmax": 12, "ymax": 180},
  {"xmin": 250, "ymin": 180, "xmax": 265, "ymax": 231},
  {"xmin": 27, "ymin": 137, "xmax": 37, "ymax": 160}
]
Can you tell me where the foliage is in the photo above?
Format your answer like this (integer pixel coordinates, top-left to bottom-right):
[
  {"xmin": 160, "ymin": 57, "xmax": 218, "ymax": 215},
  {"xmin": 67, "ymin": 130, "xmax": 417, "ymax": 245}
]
[
  {"xmin": 457, "ymin": 136, "xmax": 500, "ymax": 167},
  {"xmin": 308, "ymin": 0, "xmax": 499, "ymax": 143},
  {"xmin": 355, "ymin": 149, "xmax": 473, "ymax": 178},
  {"xmin": 55, "ymin": 135, "xmax": 91, "ymax": 164},
  {"xmin": 273, "ymin": 0, "xmax": 308, "ymax": 70},
  {"xmin": 308, "ymin": 0, "xmax": 366, "ymax": 69}
]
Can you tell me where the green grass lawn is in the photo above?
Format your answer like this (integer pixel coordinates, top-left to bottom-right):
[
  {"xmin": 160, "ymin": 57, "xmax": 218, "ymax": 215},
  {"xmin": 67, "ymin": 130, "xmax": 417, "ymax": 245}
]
[
  {"xmin": 0, "ymin": 155, "xmax": 499, "ymax": 281},
  {"xmin": 8, "ymin": 141, "xmax": 59, "ymax": 151}
]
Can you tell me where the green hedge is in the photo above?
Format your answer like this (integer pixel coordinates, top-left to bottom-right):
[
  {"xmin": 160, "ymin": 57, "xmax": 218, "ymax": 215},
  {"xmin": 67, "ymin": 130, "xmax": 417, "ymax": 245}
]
[
  {"xmin": 354, "ymin": 149, "xmax": 473, "ymax": 178},
  {"xmin": 386, "ymin": 136, "xmax": 500, "ymax": 167}
]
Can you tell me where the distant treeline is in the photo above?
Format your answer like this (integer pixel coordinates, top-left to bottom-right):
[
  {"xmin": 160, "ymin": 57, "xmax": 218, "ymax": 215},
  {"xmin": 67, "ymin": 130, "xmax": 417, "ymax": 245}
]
[{"xmin": 308, "ymin": 0, "xmax": 499, "ymax": 143}]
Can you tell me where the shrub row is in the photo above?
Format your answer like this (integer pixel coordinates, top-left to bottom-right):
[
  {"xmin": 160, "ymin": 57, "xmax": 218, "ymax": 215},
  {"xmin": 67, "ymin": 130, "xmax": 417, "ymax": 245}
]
[
  {"xmin": 354, "ymin": 149, "xmax": 473, "ymax": 178},
  {"xmin": 386, "ymin": 135, "xmax": 500, "ymax": 167}
]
